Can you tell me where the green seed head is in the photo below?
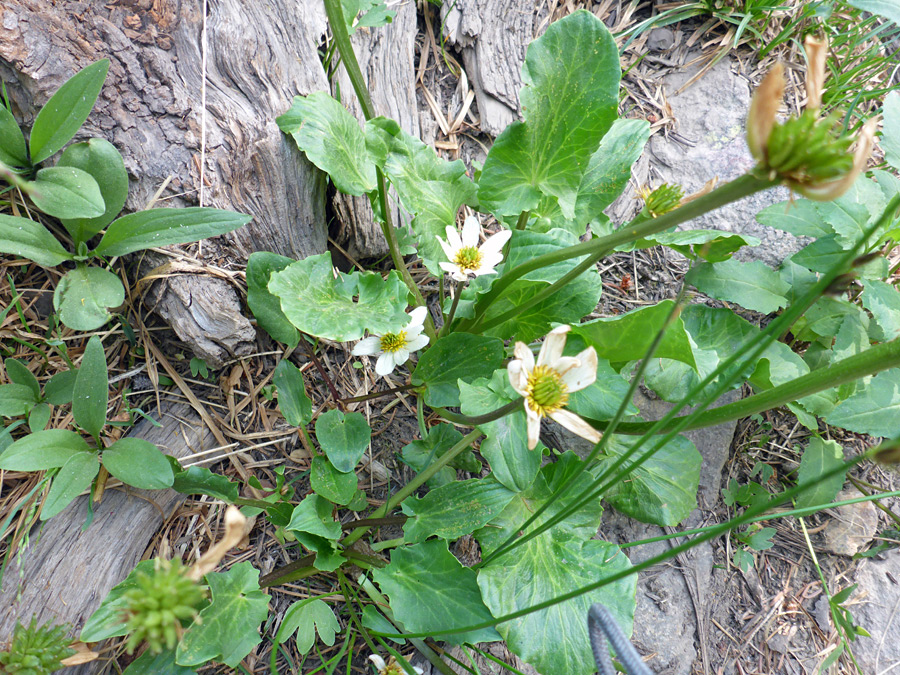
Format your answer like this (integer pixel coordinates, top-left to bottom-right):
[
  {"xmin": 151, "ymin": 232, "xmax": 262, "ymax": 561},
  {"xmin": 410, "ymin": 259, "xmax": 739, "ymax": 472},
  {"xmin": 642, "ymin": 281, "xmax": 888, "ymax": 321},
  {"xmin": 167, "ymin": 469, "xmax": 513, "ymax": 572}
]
[
  {"xmin": 526, "ymin": 365, "xmax": 569, "ymax": 417},
  {"xmin": 453, "ymin": 245, "xmax": 483, "ymax": 273},
  {"xmin": 641, "ymin": 183, "xmax": 684, "ymax": 217},
  {"xmin": 0, "ymin": 618, "xmax": 75, "ymax": 674},
  {"xmin": 379, "ymin": 331, "xmax": 407, "ymax": 353},
  {"xmin": 763, "ymin": 110, "xmax": 854, "ymax": 184},
  {"xmin": 121, "ymin": 558, "xmax": 207, "ymax": 654}
]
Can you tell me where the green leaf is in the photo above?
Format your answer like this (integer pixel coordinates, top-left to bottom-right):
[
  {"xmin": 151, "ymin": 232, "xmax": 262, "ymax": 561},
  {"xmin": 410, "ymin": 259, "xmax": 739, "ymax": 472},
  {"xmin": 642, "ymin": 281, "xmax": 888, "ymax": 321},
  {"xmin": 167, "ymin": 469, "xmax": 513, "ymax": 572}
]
[
  {"xmin": 0, "ymin": 213, "xmax": 73, "ymax": 266},
  {"xmin": 638, "ymin": 229, "xmax": 760, "ymax": 263},
  {"xmin": 287, "ymin": 494, "xmax": 342, "ymax": 540},
  {"xmin": 827, "ymin": 369, "xmax": 900, "ymax": 437},
  {"xmin": 412, "ymin": 333, "xmax": 504, "ymax": 407},
  {"xmin": 372, "ymin": 539, "xmax": 501, "ymax": 645},
  {"xmin": 793, "ymin": 297, "xmax": 863, "ymax": 342},
  {"xmin": 29, "ymin": 166, "xmax": 105, "ymax": 219},
  {"xmin": 310, "ymin": 456, "xmax": 358, "ymax": 505},
  {"xmin": 172, "ymin": 465, "xmax": 240, "ymax": 502},
  {"xmin": 0, "ymin": 105, "xmax": 27, "ymax": 167},
  {"xmin": 268, "ymin": 251, "xmax": 409, "ymax": 342},
  {"xmin": 123, "ymin": 648, "xmax": 196, "ymax": 674},
  {"xmin": 400, "ymin": 424, "xmax": 477, "ymax": 489},
  {"xmin": 53, "ymin": 265, "xmax": 125, "ymax": 331},
  {"xmin": 295, "ymin": 532, "xmax": 344, "ymax": 572},
  {"xmin": 94, "ymin": 207, "xmax": 251, "ymax": 257},
  {"xmin": 29, "ymin": 59, "xmax": 109, "ymax": 164},
  {"xmin": 459, "ymin": 371, "xmax": 539, "ymax": 492},
  {"xmin": 273, "ymin": 360, "xmax": 312, "ymax": 426},
  {"xmin": 365, "ymin": 117, "xmax": 477, "ymax": 272},
  {"xmin": 276, "ymin": 92, "xmax": 376, "ymax": 195},
  {"xmin": 477, "ymin": 11, "xmax": 620, "ymax": 218},
  {"xmin": 102, "ymin": 438, "xmax": 174, "ymax": 490},
  {"xmin": 177, "ymin": 562, "xmax": 270, "ymax": 668},
  {"xmin": 28, "ymin": 402, "xmax": 51, "ymax": 432},
  {"xmin": 862, "ymin": 279, "xmax": 900, "ymax": 341},
  {"xmin": 276, "ymin": 599, "xmax": 339, "ymax": 655},
  {"xmin": 791, "ymin": 234, "xmax": 845, "ymax": 273},
  {"xmin": 756, "ymin": 198, "xmax": 833, "ymax": 238},
  {"xmin": 475, "ymin": 455, "xmax": 636, "ymax": 675},
  {"xmin": 43, "ymin": 370, "xmax": 77, "ymax": 405},
  {"xmin": 401, "ymin": 476, "xmax": 516, "ymax": 544},
  {"xmin": 315, "ymin": 409, "xmax": 371, "ymax": 473},
  {"xmin": 0, "ymin": 383, "xmax": 37, "ymax": 417},
  {"xmin": 58, "ymin": 138, "xmax": 129, "ymax": 242},
  {"xmin": 567, "ymin": 358, "xmax": 640, "ymax": 420},
  {"xmin": 688, "ymin": 259, "xmax": 790, "ymax": 314},
  {"xmin": 847, "ymin": 0, "xmax": 900, "ymax": 24},
  {"xmin": 571, "ymin": 300, "xmax": 697, "ymax": 369},
  {"xmin": 246, "ymin": 252, "xmax": 300, "ymax": 348},
  {"xmin": 0, "ymin": 429, "xmax": 91, "ymax": 470},
  {"xmin": 883, "ymin": 91, "xmax": 900, "ymax": 171},
  {"xmin": 597, "ymin": 434, "xmax": 701, "ymax": 526},
  {"xmin": 361, "ymin": 605, "xmax": 405, "ymax": 645},
  {"xmin": 41, "ymin": 451, "xmax": 100, "ymax": 520},
  {"xmin": 795, "ymin": 437, "xmax": 846, "ymax": 509},
  {"xmin": 72, "ymin": 335, "xmax": 108, "ymax": 437},
  {"xmin": 4, "ymin": 358, "xmax": 40, "ymax": 399},
  {"xmin": 818, "ymin": 191, "xmax": 875, "ymax": 249},
  {"xmin": 81, "ymin": 560, "xmax": 158, "ymax": 641}
]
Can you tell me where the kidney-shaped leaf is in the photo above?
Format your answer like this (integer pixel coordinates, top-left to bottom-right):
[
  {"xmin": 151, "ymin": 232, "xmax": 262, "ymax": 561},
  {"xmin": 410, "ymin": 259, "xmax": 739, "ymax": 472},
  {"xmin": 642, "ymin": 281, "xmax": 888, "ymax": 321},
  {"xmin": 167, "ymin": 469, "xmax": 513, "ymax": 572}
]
[
  {"xmin": 102, "ymin": 437, "xmax": 174, "ymax": 490},
  {"xmin": 29, "ymin": 59, "xmax": 109, "ymax": 164},
  {"xmin": 315, "ymin": 409, "xmax": 371, "ymax": 473},
  {"xmin": 0, "ymin": 214, "xmax": 73, "ymax": 267},
  {"xmin": 94, "ymin": 207, "xmax": 251, "ymax": 257},
  {"xmin": 268, "ymin": 252, "xmax": 409, "ymax": 341},
  {"xmin": 53, "ymin": 265, "xmax": 125, "ymax": 331},
  {"xmin": 373, "ymin": 539, "xmax": 501, "ymax": 645}
]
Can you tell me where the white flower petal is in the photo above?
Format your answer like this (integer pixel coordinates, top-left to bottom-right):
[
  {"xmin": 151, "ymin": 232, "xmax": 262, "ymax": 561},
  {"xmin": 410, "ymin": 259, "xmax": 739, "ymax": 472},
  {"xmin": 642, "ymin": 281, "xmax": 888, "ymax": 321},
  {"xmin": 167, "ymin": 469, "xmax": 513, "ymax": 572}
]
[
  {"xmin": 375, "ymin": 352, "xmax": 397, "ymax": 376},
  {"xmin": 538, "ymin": 325, "xmax": 570, "ymax": 367},
  {"xmin": 369, "ymin": 655, "xmax": 387, "ymax": 671},
  {"xmin": 447, "ymin": 226, "xmax": 463, "ymax": 251},
  {"xmin": 550, "ymin": 408, "xmax": 601, "ymax": 445},
  {"xmin": 552, "ymin": 356, "xmax": 581, "ymax": 377},
  {"xmin": 461, "ymin": 216, "xmax": 481, "ymax": 248},
  {"xmin": 507, "ymin": 360, "xmax": 529, "ymax": 396},
  {"xmin": 561, "ymin": 348, "xmax": 598, "ymax": 392},
  {"xmin": 394, "ymin": 348, "xmax": 410, "ymax": 365},
  {"xmin": 437, "ymin": 235, "xmax": 456, "ymax": 262},
  {"xmin": 439, "ymin": 261, "xmax": 460, "ymax": 275},
  {"xmin": 470, "ymin": 267, "xmax": 498, "ymax": 277},
  {"xmin": 352, "ymin": 336, "xmax": 383, "ymax": 356},
  {"xmin": 407, "ymin": 334, "xmax": 430, "ymax": 352},
  {"xmin": 513, "ymin": 341, "xmax": 535, "ymax": 372},
  {"xmin": 525, "ymin": 407, "xmax": 542, "ymax": 450},
  {"xmin": 407, "ymin": 305, "xmax": 428, "ymax": 329},
  {"xmin": 479, "ymin": 228, "xmax": 512, "ymax": 257}
]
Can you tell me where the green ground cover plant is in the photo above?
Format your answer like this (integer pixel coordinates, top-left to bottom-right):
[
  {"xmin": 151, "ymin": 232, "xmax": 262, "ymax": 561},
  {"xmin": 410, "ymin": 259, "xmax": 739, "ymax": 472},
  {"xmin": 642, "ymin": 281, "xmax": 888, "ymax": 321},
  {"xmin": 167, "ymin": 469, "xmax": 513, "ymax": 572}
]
[{"xmin": 2, "ymin": 0, "xmax": 900, "ymax": 673}]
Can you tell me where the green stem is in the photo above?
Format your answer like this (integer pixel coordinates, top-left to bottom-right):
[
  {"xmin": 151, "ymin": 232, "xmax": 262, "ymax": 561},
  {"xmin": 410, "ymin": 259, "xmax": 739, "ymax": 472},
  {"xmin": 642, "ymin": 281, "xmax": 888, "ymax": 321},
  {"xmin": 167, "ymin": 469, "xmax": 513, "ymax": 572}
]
[
  {"xmin": 340, "ymin": 383, "xmax": 418, "ymax": 404},
  {"xmin": 342, "ymin": 429, "xmax": 482, "ymax": 546},
  {"xmin": 596, "ymin": 337, "xmax": 900, "ymax": 435},
  {"xmin": 258, "ymin": 553, "xmax": 317, "ymax": 588},
  {"xmin": 322, "ymin": 0, "xmax": 435, "ymax": 343},
  {"xmin": 433, "ymin": 399, "xmax": 523, "ymax": 426},
  {"xmin": 440, "ymin": 282, "xmax": 464, "ymax": 337},
  {"xmin": 460, "ymin": 172, "xmax": 777, "ymax": 332},
  {"xmin": 515, "ymin": 210, "xmax": 530, "ymax": 230}
]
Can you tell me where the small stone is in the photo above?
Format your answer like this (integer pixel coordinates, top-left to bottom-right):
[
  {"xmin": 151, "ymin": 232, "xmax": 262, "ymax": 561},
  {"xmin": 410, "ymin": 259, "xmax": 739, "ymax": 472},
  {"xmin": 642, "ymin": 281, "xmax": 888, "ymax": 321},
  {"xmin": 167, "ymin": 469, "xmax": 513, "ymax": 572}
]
[
  {"xmin": 851, "ymin": 550, "xmax": 900, "ymax": 671},
  {"xmin": 822, "ymin": 489, "xmax": 879, "ymax": 557},
  {"xmin": 647, "ymin": 28, "xmax": 675, "ymax": 52}
]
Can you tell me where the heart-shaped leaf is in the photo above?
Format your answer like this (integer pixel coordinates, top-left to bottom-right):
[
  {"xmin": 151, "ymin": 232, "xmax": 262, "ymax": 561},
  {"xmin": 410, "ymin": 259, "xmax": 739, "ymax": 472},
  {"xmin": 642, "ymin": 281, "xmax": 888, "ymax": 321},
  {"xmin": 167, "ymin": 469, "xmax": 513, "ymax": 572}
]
[
  {"xmin": 315, "ymin": 409, "xmax": 371, "ymax": 473},
  {"xmin": 53, "ymin": 265, "xmax": 125, "ymax": 331}
]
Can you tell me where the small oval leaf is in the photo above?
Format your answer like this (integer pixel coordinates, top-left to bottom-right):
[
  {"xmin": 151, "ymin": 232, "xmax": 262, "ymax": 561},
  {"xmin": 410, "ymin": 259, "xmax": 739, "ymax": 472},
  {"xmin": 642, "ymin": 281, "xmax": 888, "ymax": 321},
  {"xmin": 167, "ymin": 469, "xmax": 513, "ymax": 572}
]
[
  {"xmin": 58, "ymin": 138, "xmax": 129, "ymax": 242},
  {"xmin": 41, "ymin": 451, "xmax": 100, "ymax": 520},
  {"xmin": 72, "ymin": 335, "xmax": 108, "ymax": 437},
  {"xmin": 0, "ymin": 429, "xmax": 91, "ymax": 471},
  {"xmin": 29, "ymin": 166, "xmax": 105, "ymax": 219},
  {"xmin": 102, "ymin": 437, "xmax": 174, "ymax": 490}
]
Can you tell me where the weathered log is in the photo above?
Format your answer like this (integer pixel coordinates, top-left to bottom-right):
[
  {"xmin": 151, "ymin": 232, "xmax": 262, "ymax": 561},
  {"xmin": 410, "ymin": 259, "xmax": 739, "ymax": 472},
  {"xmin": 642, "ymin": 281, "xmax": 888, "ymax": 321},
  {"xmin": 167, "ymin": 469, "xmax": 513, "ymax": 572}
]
[
  {"xmin": 331, "ymin": 2, "xmax": 421, "ymax": 260},
  {"xmin": 0, "ymin": 401, "xmax": 218, "ymax": 654}
]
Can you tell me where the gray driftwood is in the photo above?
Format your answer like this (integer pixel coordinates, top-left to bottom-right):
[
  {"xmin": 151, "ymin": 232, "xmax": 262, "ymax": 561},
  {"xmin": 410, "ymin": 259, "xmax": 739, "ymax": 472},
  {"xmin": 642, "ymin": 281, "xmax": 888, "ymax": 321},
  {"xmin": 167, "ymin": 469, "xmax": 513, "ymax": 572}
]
[
  {"xmin": 0, "ymin": 402, "xmax": 218, "ymax": 661},
  {"xmin": 332, "ymin": 1, "xmax": 421, "ymax": 260}
]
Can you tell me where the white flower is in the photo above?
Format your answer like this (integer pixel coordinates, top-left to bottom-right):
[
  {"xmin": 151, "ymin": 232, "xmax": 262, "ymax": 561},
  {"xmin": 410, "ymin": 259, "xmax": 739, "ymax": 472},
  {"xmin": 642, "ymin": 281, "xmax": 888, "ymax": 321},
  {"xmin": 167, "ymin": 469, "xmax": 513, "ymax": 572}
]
[
  {"xmin": 436, "ymin": 216, "xmax": 511, "ymax": 282},
  {"xmin": 351, "ymin": 306, "xmax": 430, "ymax": 377},
  {"xmin": 507, "ymin": 325, "xmax": 602, "ymax": 451},
  {"xmin": 369, "ymin": 654, "xmax": 424, "ymax": 675}
]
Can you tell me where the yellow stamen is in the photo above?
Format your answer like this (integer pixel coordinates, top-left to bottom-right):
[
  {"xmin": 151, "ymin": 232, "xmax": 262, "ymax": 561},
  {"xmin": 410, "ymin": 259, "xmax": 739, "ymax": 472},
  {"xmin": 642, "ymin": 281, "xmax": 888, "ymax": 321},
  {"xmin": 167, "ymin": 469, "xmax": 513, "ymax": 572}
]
[
  {"xmin": 453, "ymin": 246, "xmax": 483, "ymax": 273},
  {"xmin": 380, "ymin": 331, "xmax": 407, "ymax": 353},
  {"xmin": 525, "ymin": 365, "xmax": 569, "ymax": 417}
]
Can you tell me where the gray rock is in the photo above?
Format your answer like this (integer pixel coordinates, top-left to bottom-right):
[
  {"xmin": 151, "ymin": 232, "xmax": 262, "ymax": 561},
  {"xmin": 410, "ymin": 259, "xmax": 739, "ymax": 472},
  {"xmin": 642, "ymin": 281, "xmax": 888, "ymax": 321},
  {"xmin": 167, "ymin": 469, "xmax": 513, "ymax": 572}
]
[
  {"xmin": 822, "ymin": 489, "xmax": 880, "ymax": 557},
  {"xmin": 647, "ymin": 28, "xmax": 675, "ymax": 52},
  {"xmin": 647, "ymin": 53, "xmax": 801, "ymax": 268},
  {"xmin": 850, "ymin": 550, "xmax": 900, "ymax": 672}
]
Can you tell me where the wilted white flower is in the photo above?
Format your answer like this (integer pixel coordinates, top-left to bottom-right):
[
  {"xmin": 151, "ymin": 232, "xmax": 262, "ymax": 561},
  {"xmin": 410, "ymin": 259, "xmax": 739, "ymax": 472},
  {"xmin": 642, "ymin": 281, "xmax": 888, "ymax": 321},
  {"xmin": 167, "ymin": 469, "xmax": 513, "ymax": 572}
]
[
  {"xmin": 368, "ymin": 653, "xmax": 424, "ymax": 675},
  {"xmin": 436, "ymin": 216, "xmax": 511, "ymax": 282},
  {"xmin": 351, "ymin": 306, "xmax": 430, "ymax": 377},
  {"xmin": 508, "ymin": 325, "xmax": 602, "ymax": 450}
]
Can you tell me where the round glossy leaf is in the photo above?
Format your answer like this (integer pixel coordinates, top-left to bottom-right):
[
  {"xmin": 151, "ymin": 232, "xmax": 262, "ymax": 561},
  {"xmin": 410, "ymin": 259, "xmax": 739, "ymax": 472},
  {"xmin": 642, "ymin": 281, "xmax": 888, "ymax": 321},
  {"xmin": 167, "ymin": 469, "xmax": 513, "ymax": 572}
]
[
  {"xmin": 314, "ymin": 409, "xmax": 371, "ymax": 473},
  {"xmin": 29, "ymin": 166, "xmax": 105, "ymax": 219},
  {"xmin": 54, "ymin": 266, "xmax": 125, "ymax": 331},
  {"xmin": 58, "ymin": 138, "xmax": 129, "ymax": 242},
  {"xmin": 102, "ymin": 437, "xmax": 174, "ymax": 489}
]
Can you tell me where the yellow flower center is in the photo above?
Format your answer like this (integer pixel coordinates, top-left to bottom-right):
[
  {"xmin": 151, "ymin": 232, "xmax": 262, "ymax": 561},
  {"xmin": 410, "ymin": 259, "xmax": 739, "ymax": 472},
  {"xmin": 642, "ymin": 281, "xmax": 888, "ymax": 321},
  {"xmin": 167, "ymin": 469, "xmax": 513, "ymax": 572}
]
[
  {"xmin": 525, "ymin": 365, "xmax": 569, "ymax": 417},
  {"xmin": 380, "ymin": 331, "xmax": 407, "ymax": 353},
  {"xmin": 453, "ymin": 246, "xmax": 483, "ymax": 273},
  {"xmin": 380, "ymin": 657, "xmax": 406, "ymax": 675}
]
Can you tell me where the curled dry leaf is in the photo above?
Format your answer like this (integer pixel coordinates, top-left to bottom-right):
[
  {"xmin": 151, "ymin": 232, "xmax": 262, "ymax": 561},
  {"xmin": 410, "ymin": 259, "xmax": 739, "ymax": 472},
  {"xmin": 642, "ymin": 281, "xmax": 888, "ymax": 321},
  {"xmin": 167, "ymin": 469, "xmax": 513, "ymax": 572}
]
[{"xmin": 188, "ymin": 505, "xmax": 254, "ymax": 581}]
